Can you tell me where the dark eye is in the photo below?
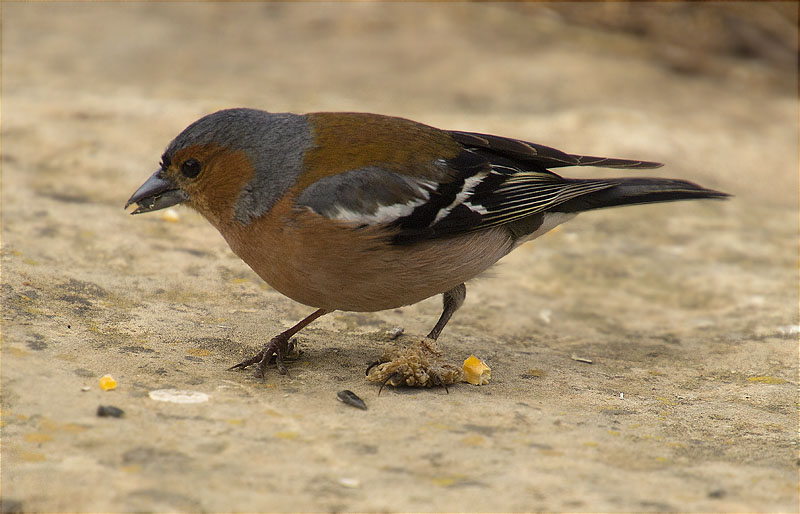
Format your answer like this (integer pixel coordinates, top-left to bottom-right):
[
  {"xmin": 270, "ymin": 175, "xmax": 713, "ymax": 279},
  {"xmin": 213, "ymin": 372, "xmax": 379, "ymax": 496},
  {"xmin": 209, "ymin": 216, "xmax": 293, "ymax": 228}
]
[{"xmin": 180, "ymin": 158, "xmax": 202, "ymax": 178}]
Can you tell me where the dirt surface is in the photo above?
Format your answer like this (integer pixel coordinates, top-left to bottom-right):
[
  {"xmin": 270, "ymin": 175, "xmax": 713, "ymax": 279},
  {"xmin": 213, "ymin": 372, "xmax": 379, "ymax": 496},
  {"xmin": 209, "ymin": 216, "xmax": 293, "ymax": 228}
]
[{"xmin": 2, "ymin": 3, "xmax": 798, "ymax": 512}]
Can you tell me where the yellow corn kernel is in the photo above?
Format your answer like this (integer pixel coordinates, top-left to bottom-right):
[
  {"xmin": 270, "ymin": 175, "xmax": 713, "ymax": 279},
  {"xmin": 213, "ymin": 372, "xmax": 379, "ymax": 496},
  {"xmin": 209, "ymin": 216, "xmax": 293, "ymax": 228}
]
[
  {"xmin": 99, "ymin": 374, "xmax": 117, "ymax": 391},
  {"xmin": 463, "ymin": 355, "xmax": 491, "ymax": 385}
]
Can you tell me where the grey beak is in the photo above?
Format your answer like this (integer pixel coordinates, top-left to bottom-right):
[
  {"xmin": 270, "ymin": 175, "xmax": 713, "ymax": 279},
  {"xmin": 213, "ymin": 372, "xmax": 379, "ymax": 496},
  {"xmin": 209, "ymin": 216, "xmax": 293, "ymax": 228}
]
[{"xmin": 125, "ymin": 170, "xmax": 188, "ymax": 214}]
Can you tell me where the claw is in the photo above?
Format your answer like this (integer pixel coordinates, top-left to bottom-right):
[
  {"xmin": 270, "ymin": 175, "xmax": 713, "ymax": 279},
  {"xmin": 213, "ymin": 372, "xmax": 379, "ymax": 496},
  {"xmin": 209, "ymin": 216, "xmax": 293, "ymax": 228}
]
[
  {"xmin": 228, "ymin": 352, "xmax": 264, "ymax": 371},
  {"xmin": 365, "ymin": 360, "xmax": 382, "ymax": 376},
  {"xmin": 229, "ymin": 334, "xmax": 291, "ymax": 378},
  {"xmin": 274, "ymin": 351, "xmax": 288, "ymax": 376},
  {"xmin": 378, "ymin": 372, "xmax": 400, "ymax": 396},
  {"xmin": 227, "ymin": 309, "xmax": 327, "ymax": 378},
  {"xmin": 431, "ymin": 373, "xmax": 449, "ymax": 394}
]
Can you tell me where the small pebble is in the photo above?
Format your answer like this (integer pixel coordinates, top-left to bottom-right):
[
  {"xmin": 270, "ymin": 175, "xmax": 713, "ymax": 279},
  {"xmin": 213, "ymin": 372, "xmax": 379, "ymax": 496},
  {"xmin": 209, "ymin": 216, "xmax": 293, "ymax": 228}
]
[
  {"xmin": 338, "ymin": 477, "xmax": 360, "ymax": 488},
  {"xmin": 81, "ymin": 386, "xmax": 91, "ymax": 392},
  {"xmin": 148, "ymin": 389, "xmax": 209, "ymax": 404},
  {"xmin": 386, "ymin": 327, "xmax": 404, "ymax": 340},
  {"xmin": 570, "ymin": 353, "xmax": 593, "ymax": 364},
  {"xmin": 97, "ymin": 405, "xmax": 125, "ymax": 418},
  {"xmin": 337, "ymin": 390, "xmax": 367, "ymax": 410}
]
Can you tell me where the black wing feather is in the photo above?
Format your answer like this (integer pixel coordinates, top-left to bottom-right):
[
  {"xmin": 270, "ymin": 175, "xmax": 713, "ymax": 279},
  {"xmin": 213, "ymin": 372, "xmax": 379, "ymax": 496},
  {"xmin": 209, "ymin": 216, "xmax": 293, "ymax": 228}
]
[
  {"xmin": 389, "ymin": 131, "xmax": 725, "ymax": 245},
  {"xmin": 449, "ymin": 130, "xmax": 664, "ymax": 170}
]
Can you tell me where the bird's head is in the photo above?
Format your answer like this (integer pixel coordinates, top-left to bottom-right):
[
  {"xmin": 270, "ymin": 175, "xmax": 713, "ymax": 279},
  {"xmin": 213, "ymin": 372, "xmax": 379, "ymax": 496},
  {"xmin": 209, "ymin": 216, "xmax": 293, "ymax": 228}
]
[{"xmin": 126, "ymin": 108, "xmax": 311, "ymax": 228}]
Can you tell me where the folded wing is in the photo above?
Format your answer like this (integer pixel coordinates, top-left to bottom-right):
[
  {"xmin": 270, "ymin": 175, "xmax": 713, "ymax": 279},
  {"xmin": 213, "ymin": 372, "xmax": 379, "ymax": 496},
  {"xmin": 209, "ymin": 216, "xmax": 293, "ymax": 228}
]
[{"xmin": 297, "ymin": 130, "xmax": 727, "ymax": 245}]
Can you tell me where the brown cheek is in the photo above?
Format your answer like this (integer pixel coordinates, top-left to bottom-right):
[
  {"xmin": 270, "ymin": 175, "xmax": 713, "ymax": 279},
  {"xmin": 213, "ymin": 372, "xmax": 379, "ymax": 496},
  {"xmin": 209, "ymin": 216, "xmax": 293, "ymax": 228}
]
[{"xmin": 174, "ymin": 144, "xmax": 255, "ymax": 229}]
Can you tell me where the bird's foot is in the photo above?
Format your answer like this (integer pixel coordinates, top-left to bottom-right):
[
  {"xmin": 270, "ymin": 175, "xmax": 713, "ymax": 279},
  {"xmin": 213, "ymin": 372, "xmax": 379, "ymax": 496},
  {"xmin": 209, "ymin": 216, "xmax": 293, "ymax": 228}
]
[
  {"xmin": 366, "ymin": 336, "xmax": 463, "ymax": 393},
  {"xmin": 228, "ymin": 335, "xmax": 298, "ymax": 378}
]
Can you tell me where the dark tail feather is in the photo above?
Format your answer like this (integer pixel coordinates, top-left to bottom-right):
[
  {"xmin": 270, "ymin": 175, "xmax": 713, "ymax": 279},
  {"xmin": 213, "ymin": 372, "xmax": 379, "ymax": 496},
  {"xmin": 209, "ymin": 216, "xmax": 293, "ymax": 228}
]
[
  {"xmin": 567, "ymin": 154, "xmax": 663, "ymax": 169},
  {"xmin": 449, "ymin": 131, "xmax": 665, "ymax": 170},
  {"xmin": 555, "ymin": 178, "xmax": 730, "ymax": 213}
]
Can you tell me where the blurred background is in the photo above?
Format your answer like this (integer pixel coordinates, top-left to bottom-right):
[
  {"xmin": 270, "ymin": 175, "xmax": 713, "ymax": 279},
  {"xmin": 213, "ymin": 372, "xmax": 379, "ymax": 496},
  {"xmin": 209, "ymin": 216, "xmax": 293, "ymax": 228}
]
[
  {"xmin": 3, "ymin": 2, "xmax": 796, "ymax": 203},
  {"xmin": 3, "ymin": 3, "xmax": 797, "ymax": 512}
]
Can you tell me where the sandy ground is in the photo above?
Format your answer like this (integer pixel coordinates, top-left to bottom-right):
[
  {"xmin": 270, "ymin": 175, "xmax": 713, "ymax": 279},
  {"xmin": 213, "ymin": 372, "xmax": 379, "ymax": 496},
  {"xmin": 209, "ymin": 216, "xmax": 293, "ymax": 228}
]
[{"xmin": 2, "ymin": 3, "xmax": 798, "ymax": 512}]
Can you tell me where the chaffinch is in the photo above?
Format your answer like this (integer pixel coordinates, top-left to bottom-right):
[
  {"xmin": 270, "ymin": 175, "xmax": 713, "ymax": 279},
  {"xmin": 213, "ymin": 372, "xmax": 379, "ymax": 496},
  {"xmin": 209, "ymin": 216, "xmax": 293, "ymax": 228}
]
[{"xmin": 126, "ymin": 108, "xmax": 727, "ymax": 382}]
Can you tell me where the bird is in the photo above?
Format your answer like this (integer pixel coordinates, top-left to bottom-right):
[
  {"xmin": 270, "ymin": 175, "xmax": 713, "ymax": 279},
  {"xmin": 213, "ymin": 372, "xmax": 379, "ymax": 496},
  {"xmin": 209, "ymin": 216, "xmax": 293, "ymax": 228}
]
[{"xmin": 126, "ymin": 108, "xmax": 728, "ymax": 382}]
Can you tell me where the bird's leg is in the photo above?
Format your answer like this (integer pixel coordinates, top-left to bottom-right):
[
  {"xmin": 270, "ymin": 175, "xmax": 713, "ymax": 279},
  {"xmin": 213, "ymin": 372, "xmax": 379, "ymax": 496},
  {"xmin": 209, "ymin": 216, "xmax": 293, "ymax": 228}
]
[
  {"xmin": 365, "ymin": 337, "xmax": 464, "ymax": 390},
  {"xmin": 427, "ymin": 283, "xmax": 466, "ymax": 340},
  {"xmin": 228, "ymin": 308, "xmax": 328, "ymax": 377},
  {"xmin": 365, "ymin": 285, "xmax": 467, "ymax": 391}
]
